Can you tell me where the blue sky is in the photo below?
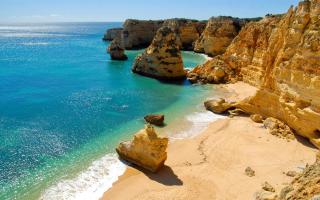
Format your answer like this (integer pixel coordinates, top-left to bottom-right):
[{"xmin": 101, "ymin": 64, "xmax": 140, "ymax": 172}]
[{"xmin": 0, "ymin": 0, "xmax": 300, "ymax": 23}]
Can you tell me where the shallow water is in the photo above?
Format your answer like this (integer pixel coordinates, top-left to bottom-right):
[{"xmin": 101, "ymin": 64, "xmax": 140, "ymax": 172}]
[{"xmin": 0, "ymin": 22, "xmax": 218, "ymax": 200}]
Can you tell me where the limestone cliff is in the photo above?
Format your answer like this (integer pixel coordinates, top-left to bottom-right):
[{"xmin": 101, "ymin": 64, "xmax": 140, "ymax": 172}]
[
  {"xmin": 116, "ymin": 125, "xmax": 168, "ymax": 172},
  {"xmin": 132, "ymin": 26, "xmax": 186, "ymax": 80},
  {"xmin": 103, "ymin": 28, "xmax": 123, "ymax": 41},
  {"xmin": 107, "ymin": 38, "xmax": 128, "ymax": 60},
  {"xmin": 122, "ymin": 19, "xmax": 164, "ymax": 49},
  {"xmin": 194, "ymin": 17, "xmax": 250, "ymax": 57},
  {"xmin": 163, "ymin": 18, "xmax": 207, "ymax": 50},
  {"xmin": 192, "ymin": 0, "xmax": 320, "ymax": 148}
]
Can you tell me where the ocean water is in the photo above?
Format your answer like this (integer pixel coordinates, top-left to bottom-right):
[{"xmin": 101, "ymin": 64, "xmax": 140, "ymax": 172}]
[{"xmin": 0, "ymin": 22, "xmax": 220, "ymax": 200}]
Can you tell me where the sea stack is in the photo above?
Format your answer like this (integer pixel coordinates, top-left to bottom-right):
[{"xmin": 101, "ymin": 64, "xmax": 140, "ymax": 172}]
[
  {"xmin": 107, "ymin": 38, "xmax": 128, "ymax": 60},
  {"xmin": 132, "ymin": 26, "xmax": 186, "ymax": 80},
  {"xmin": 116, "ymin": 125, "xmax": 168, "ymax": 172}
]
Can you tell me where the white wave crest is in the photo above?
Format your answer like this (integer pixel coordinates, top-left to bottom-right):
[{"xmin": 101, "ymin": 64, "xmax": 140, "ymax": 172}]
[
  {"xmin": 171, "ymin": 111, "xmax": 225, "ymax": 139},
  {"xmin": 21, "ymin": 42, "xmax": 51, "ymax": 46},
  {"xmin": 40, "ymin": 154, "xmax": 126, "ymax": 200}
]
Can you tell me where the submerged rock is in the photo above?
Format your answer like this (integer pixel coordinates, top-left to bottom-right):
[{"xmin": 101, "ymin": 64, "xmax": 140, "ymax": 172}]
[
  {"xmin": 107, "ymin": 38, "xmax": 128, "ymax": 60},
  {"xmin": 204, "ymin": 98, "xmax": 235, "ymax": 114},
  {"xmin": 116, "ymin": 125, "xmax": 168, "ymax": 172},
  {"xmin": 144, "ymin": 114, "xmax": 165, "ymax": 126},
  {"xmin": 132, "ymin": 26, "xmax": 186, "ymax": 80}
]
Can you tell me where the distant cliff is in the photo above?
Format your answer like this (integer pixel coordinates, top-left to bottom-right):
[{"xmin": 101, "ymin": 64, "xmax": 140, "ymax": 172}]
[
  {"xmin": 121, "ymin": 19, "xmax": 164, "ymax": 49},
  {"xmin": 194, "ymin": 16, "xmax": 252, "ymax": 57}
]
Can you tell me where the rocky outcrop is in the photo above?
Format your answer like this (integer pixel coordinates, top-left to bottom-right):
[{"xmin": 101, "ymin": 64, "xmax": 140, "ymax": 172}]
[
  {"xmin": 276, "ymin": 154, "xmax": 320, "ymax": 200},
  {"xmin": 204, "ymin": 98, "xmax": 235, "ymax": 114},
  {"xmin": 191, "ymin": 0, "xmax": 320, "ymax": 148},
  {"xmin": 163, "ymin": 19, "xmax": 207, "ymax": 50},
  {"xmin": 122, "ymin": 19, "xmax": 164, "ymax": 49},
  {"xmin": 132, "ymin": 26, "xmax": 186, "ymax": 80},
  {"xmin": 250, "ymin": 114, "xmax": 264, "ymax": 123},
  {"xmin": 144, "ymin": 114, "xmax": 164, "ymax": 126},
  {"xmin": 194, "ymin": 17, "xmax": 250, "ymax": 57},
  {"xmin": 107, "ymin": 38, "xmax": 128, "ymax": 60},
  {"xmin": 116, "ymin": 125, "xmax": 168, "ymax": 172},
  {"xmin": 103, "ymin": 28, "xmax": 123, "ymax": 41},
  {"xmin": 263, "ymin": 118, "xmax": 295, "ymax": 140}
]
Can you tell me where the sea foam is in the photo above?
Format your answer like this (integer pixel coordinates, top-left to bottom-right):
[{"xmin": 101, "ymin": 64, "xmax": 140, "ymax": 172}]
[
  {"xmin": 40, "ymin": 154, "xmax": 126, "ymax": 200},
  {"xmin": 171, "ymin": 111, "xmax": 225, "ymax": 139}
]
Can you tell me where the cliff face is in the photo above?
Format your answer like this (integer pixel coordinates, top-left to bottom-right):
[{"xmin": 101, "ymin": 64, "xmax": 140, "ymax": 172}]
[
  {"xmin": 192, "ymin": 0, "xmax": 320, "ymax": 148},
  {"xmin": 107, "ymin": 38, "xmax": 128, "ymax": 60},
  {"xmin": 122, "ymin": 19, "xmax": 164, "ymax": 49},
  {"xmin": 163, "ymin": 19, "xmax": 207, "ymax": 50},
  {"xmin": 194, "ymin": 17, "xmax": 248, "ymax": 57},
  {"xmin": 132, "ymin": 26, "xmax": 186, "ymax": 80},
  {"xmin": 103, "ymin": 28, "xmax": 123, "ymax": 41}
]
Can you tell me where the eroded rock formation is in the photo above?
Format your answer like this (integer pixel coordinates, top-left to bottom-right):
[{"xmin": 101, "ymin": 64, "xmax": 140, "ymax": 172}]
[
  {"xmin": 276, "ymin": 154, "xmax": 320, "ymax": 200},
  {"xmin": 107, "ymin": 38, "xmax": 128, "ymax": 60},
  {"xmin": 132, "ymin": 26, "xmax": 186, "ymax": 80},
  {"xmin": 122, "ymin": 19, "xmax": 164, "ymax": 49},
  {"xmin": 144, "ymin": 114, "xmax": 165, "ymax": 126},
  {"xmin": 192, "ymin": 0, "xmax": 320, "ymax": 148},
  {"xmin": 194, "ymin": 17, "xmax": 244, "ymax": 56},
  {"xmin": 163, "ymin": 18, "xmax": 207, "ymax": 50},
  {"xmin": 103, "ymin": 28, "xmax": 123, "ymax": 41},
  {"xmin": 116, "ymin": 125, "xmax": 168, "ymax": 172},
  {"xmin": 204, "ymin": 98, "xmax": 235, "ymax": 114}
]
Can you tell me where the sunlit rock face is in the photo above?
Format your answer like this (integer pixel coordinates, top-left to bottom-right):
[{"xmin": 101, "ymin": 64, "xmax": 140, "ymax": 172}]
[
  {"xmin": 116, "ymin": 125, "xmax": 168, "ymax": 173},
  {"xmin": 107, "ymin": 38, "xmax": 128, "ymax": 60},
  {"xmin": 163, "ymin": 18, "xmax": 207, "ymax": 51},
  {"xmin": 132, "ymin": 26, "xmax": 186, "ymax": 80},
  {"xmin": 194, "ymin": 16, "xmax": 249, "ymax": 57},
  {"xmin": 192, "ymin": 0, "xmax": 320, "ymax": 148},
  {"xmin": 103, "ymin": 28, "xmax": 123, "ymax": 41},
  {"xmin": 121, "ymin": 19, "xmax": 164, "ymax": 49}
]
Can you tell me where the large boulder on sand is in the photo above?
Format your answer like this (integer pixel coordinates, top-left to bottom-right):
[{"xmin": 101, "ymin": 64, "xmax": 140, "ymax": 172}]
[
  {"xmin": 107, "ymin": 38, "xmax": 128, "ymax": 61},
  {"xmin": 204, "ymin": 98, "xmax": 235, "ymax": 114},
  {"xmin": 144, "ymin": 114, "xmax": 164, "ymax": 126},
  {"xmin": 116, "ymin": 125, "xmax": 168, "ymax": 172},
  {"xmin": 132, "ymin": 26, "xmax": 186, "ymax": 80}
]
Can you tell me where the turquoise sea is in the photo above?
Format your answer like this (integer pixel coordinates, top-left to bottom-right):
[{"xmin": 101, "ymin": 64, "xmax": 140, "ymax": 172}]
[{"xmin": 0, "ymin": 22, "xmax": 219, "ymax": 200}]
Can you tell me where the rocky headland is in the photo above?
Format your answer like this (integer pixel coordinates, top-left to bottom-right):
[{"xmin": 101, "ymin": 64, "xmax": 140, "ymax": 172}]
[
  {"xmin": 103, "ymin": 28, "xmax": 123, "ymax": 41},
  {"xmin": 190, "ymin": 0, "xmax": 320, "ymax": 149},
  {"xmin": 122, "ymin": 19, "xmax": 164, "ymax": 49}
]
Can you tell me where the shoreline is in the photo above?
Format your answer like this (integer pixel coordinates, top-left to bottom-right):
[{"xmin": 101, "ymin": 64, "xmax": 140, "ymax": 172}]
[{"xmin": 101, "ymin": 82, "xmax": 318, "ymax": 200}]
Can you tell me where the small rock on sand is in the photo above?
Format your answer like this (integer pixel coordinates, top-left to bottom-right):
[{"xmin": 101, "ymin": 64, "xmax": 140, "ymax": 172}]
[
  {"xmin": 245, "ymin": 167, "xmax": 255, "ymax": 177},
  {"xmin": 262, "ymin": 182, "xmax": 275, "ymax": 193}
]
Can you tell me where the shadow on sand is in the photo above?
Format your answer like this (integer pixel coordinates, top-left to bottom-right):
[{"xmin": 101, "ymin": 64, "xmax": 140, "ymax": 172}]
[{"xmin": 133, "ymin": 165, "xmax": 183, "ymax": 186}]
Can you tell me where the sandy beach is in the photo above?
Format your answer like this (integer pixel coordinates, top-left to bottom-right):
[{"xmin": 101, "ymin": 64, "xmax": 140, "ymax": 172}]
[{"xmin": 101, "ymin": 82, "xmax": 319, "ymax": 200}]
